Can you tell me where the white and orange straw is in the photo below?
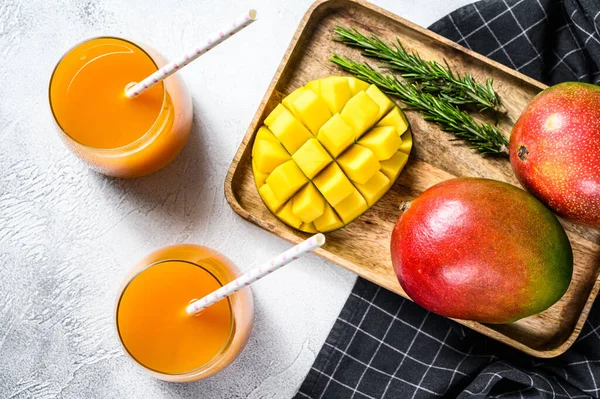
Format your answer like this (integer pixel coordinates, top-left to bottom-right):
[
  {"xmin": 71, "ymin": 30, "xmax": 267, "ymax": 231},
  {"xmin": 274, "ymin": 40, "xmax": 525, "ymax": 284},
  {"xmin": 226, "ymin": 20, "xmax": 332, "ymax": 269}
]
[
  {"xmin": 186, "ymin": 234, "xmax": 326, "ymax": 315},
  {"xmin": 125, "ymin": 9, "xmax": 257, "ymax": 98}
]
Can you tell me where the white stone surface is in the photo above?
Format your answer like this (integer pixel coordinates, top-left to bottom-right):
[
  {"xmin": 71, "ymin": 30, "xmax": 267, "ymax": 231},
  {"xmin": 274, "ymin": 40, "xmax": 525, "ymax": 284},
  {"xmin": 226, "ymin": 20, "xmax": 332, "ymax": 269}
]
[{"xmin": 0, "ymin": 0, "xmax": 475, "ymax": 397}]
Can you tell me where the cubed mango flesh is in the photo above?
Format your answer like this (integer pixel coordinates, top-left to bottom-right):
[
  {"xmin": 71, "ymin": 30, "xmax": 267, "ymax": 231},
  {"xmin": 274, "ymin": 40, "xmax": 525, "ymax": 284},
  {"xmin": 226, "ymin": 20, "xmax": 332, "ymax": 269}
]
[
  {"xmin": 341, "ymin": 91, "xmax": 381, "ymax": 139},
  {"xmin": 334, "ymin": 189, "xmax": 368, "ymax": 224},
  {"xmin": 292, "ymin": 138, "xmax": 332, "ymax": 179},
  {"xmin": 266, "ymin": 160, "xmax": 308, "ymax": 202},
  {"xmin": 319, "ymin": 76, "xmax": 352, "ymax": 114},
  {"xmin": 376, "ymin": 107, "xmax": 409, "ymax": 136},
  {"xmin": 290, "ymin": 90, "xmax": 332, "ymax": 134},
  {"xmin": 317, "ymin": 114, "xmax": 355, "ymax": 158},
  {"xmin": 277, "ymin": 201, "xmax": 303, "ymax": 229},
  {"xmin": 366, "ymin": 85, "xmax": 394, "ymax": 120},
  {"xmin": 354, "ymin": 171, "xmax": 391, "ymax": 206},
  {"xmin": 347, "ymin": 77, "xmax": 370, "ymax": 95},
  {"xmin": 358, "ymin": 126, "xmax": 401, "ymax": 161},
  {"xmin": 252, "ymin": 76, "xmax": 412, "ymax": 233},
  {"xmin": 337, "ymin": 145, "xmax": 380, "ymax": 185},
  {"xmin": 269, "ymin": 106, "xmax": 313, "ymax": 154},
  {"xmin": 253, "ymin": 139, "xmax": 290, "ymax": 173},
  {"xmin": 380, "ymin": 151, "xmax": 409, "ymax": 181},
  {"xmin": 292, "ymin": 183, "xmax": 326, "ymax": 223},
  {"xmin": 399, "ymin": 129, "xmax": 413, "ymax": 155},
  {"xmin": 313, "ymin": 163, "xmax": 355, "ymax": 207},
  {"xmin": 313, "ymin": 203, "xmax": 344, "ymax": 232}
]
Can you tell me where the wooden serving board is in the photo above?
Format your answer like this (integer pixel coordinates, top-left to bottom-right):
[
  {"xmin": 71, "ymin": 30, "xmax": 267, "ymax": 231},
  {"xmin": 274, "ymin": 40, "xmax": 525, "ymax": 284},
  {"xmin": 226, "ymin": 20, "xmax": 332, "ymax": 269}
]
[{"xmin": 225, "ymin": 0, "xmax": 600, "ymax": 357}]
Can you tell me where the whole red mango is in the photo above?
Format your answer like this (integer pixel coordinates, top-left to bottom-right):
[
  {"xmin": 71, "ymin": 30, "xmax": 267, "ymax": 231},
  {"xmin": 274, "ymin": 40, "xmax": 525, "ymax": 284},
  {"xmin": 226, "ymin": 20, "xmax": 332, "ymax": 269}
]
[
  {"xmin": 510, "ymin": 82, "xmax": 600, "ymax": 228},
  {"xmin": 391, "ymin": 178, "xmax": 573, "ymax": 324}
]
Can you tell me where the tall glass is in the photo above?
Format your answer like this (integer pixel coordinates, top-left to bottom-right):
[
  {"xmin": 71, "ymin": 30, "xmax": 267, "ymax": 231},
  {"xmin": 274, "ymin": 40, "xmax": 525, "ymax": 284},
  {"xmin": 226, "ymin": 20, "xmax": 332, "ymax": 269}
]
[
  {"xmin": 115, "ymin": 245, "xmax": 254, "ymax": 382},
  {"xmin": 49, "ymin": 37, "xmax": 193, "ymax": 178}
]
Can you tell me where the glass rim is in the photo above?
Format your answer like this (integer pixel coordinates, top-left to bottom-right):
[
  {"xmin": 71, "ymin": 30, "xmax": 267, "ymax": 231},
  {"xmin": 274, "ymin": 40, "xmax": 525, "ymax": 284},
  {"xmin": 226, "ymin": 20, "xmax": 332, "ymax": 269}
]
[
  {"xmin": 115, "ymin": 258, "xmax": 237, "ymax": 376},
  {"xmin": 48, "ymin": 36, "xmax": 167, "ymax": 153}
]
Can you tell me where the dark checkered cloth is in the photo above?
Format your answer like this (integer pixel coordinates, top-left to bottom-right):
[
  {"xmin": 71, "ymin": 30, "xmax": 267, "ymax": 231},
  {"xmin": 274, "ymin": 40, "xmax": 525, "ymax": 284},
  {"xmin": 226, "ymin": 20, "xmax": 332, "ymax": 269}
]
[{"xmin": 296, "ymin": 0, "xmax": 600, "ymax": 398}]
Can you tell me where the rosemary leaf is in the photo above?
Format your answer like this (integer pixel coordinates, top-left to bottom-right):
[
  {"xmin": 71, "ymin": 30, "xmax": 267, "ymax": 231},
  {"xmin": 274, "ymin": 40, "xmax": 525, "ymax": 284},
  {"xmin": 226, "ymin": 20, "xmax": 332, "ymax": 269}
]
[
  {"xmin": 330, "ymin": 54, "xmax": 509, "ymax": 156},
  {"xmin": 333, "ymin": 26, "xmax": 503, "ymax": 112}
]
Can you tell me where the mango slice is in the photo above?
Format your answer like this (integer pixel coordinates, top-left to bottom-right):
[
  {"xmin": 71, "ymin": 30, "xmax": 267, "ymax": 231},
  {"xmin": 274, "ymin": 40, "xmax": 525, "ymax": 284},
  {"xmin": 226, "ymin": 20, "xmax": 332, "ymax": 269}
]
[
  {"xmin": 292, "ymin": 138, "xmax": 332, "ymax": 179},
  {"xmin": 252, "ymin": 76, "xmax": 413, "ymax": 233},
  {"xmin": 268, "ymin": 106, "xmax": 313, "ymax": 154},
  {"xmin": 337, "ymin": 145, "xmax": 380, "ymax": 185},
  {"xmin": 292, "ymin": 183, "xmax": 326, "ymax": 223},
  {"xmin": 266, "ymin": 160, "xmax": 308, "ymax": 202}
]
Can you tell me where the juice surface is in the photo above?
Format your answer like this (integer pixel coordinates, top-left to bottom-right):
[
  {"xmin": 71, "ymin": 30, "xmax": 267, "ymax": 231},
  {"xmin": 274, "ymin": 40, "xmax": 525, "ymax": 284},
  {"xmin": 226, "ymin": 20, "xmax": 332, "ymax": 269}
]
[
  {"xmin": 117, "ymin": 261, "xmax": 233, "ymax": 374},
  {"xmin": 50, "ymin": 37, "xmax": 164, "ymax": 149}
]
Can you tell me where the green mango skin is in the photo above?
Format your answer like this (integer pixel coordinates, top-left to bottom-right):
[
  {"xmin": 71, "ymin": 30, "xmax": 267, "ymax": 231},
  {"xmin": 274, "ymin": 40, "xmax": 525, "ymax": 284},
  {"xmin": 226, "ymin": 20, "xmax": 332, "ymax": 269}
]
[
  {"xmin": 391, "ymin": 178, "xmax": 573, "ymax": 324},
  {"xmin": 510, "ymin": 82, "xmax": 600, "ymax": 228}
]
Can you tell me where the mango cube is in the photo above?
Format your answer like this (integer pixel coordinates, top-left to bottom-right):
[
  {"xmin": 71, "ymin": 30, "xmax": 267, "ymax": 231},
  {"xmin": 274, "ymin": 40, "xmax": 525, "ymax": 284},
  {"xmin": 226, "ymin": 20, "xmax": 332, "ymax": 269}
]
[
  {"xmin": 317, "ymin": 114, "xmax": 355, "ymax": 158},
  {"xmin": 264, "ymin": 104, "xmax": 286, "ymax": 127},
  {"xmin": 292, "ymin": 183, "xmax": 325, "ymax": 223},
  {"xmin": 253, "ymin": 140, "xmax": 290, "ymax": 173},
  {"xmin": 299, "ymin": 222, "xmax": 318, "ymax": 233},
  {"xmin": 266, "ymin": 160, "xmax": 308, "ymax": 202},
  {"xmin": 292, "ymin": 138, "xmax": 332, "ymax": 179},
  {"xmin": 259, "ymin": 184, "xmax": 286, "ymax": 213},
  {"xmin": 366, "ymin": 85, "xmax": 394, "ymax": 121},
  {"xmin": 347, "ymin": 77, "xmax": 370, "ymax": 95},
  {"xmin": 376, "ymin": 107, "xmax": 409, "ymax": 136},
  {"xmin": 354, "ymin": 171, "xmax": 391, "ymax": 206},
  {"xmin": 313, "ymin": 163, "xmax": 354, "ymax": 207},
  {"xmin": 380, "ymin": 151, "xmax": 409, "ymax": 181},
  {"xmin": 252, "ymin": 159, "xmax": 269, "ymax": 188},
  {"xmin": 305, "ymin": 80, "xmax": 320, "ymax": 95},
  {"xmin": 277, "ymin": 201, "xmax": 303, "ymax": 229},
  {"xmin": 399, "ymin": 129, "xmax": 413, "ymax": 154},
  {"xmin": 337, "ymin": 145, "xmax": 380, "ymax": 185},
  {"xmin": 313, "ymin": 203, "xmax": 344, "ymax": 232},
  {"xmin": 282, "ymin": 87, "xmax": 307, "ymax": 118},
  {"xmin": 320, "ymin": 76, "xmax": 352, "ymax": 114},
  {"xmin": 268, "ymin": 107, "xmax": 312, "ymax": 154},
  {"xmin": 291, "ymin": 90, "xmax": 332, "ymax": 134},
  {"xmin": 341, "ymin": 91, "xmax": 381, "ymax": 139},
  {"xmin": 334, "ymin": 189, "xmax": 368, "ymax": 224},
  {"xmin": 358, "ymin": 126, "xmax": 402, "ymax": 161}
]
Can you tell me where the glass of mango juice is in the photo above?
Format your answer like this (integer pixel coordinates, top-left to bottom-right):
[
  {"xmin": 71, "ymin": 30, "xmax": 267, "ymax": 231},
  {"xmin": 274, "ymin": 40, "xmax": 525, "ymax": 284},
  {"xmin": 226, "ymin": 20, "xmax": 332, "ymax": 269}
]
[
  {"xmin": 115, "ymin": 244, "xmax": 254, "ymax": 381},
  {"xmin": 49, "ymin": 37, "xmax": 193, "ymax": 178}
]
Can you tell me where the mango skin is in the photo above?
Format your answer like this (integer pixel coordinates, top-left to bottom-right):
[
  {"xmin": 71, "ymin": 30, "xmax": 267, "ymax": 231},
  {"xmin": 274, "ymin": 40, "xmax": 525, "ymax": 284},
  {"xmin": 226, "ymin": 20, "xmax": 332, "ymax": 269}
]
[
  {"xmin": 510, "ymin": 82, "xmax": 600, "ymax": 228},
  {"xmin": 391, "ymin": 178, "xmax": 573, "ymax": 324}
]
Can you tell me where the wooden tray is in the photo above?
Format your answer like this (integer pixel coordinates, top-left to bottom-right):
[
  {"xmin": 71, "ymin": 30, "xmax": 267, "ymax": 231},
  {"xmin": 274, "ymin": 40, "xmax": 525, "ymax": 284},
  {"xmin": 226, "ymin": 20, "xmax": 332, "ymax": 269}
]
[{"xmin": 225, "ymin": 0, "xmax": 600, "ymax": 357}]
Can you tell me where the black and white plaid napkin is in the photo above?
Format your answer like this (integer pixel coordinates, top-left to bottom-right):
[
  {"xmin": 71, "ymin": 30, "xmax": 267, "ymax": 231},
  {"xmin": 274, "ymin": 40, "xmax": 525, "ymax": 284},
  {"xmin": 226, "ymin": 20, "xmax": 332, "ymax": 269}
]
[{"xmin": 296, "ymin": 0, "xmax": 600, "ymax": 398}]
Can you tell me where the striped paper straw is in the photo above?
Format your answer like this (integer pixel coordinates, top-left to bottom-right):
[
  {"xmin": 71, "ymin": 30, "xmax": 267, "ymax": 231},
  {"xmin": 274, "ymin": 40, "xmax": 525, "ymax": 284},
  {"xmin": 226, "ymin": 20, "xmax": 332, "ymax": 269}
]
[
  {"xmin": 186, "ymin": 233, "xmax": 326, "ymax": 315},
  {"xmin": 125, "ymin": 9, "xmax": 257, "ymax": 98}
]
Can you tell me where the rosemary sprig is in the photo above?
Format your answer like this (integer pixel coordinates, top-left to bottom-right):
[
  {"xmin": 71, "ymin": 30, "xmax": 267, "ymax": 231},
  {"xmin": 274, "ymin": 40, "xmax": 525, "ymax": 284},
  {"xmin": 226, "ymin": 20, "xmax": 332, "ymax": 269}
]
[
  {"xmin": 331, "ymin": 54, "xmax": 509, "ymax": 155},
  {"xmin": 333, "ymin": 27, "xmax": 503, "ymax": 111}
]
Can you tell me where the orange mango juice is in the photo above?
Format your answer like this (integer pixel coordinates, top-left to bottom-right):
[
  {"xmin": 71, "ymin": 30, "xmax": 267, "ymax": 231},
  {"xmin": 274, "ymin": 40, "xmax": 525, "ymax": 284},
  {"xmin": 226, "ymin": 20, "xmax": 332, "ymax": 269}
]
[
  {"xmin": 49, "ymin": 37, "xmax": 192, "ymax": 178},
  {"xmin": 116, "ymin": 245, "xmax": 254, "ymax": 381}
]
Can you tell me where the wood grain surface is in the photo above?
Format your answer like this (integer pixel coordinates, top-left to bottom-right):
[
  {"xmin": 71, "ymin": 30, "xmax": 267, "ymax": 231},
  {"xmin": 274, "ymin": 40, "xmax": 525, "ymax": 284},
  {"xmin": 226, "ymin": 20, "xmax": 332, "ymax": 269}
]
[{"xmin": 225, "ymin": 0, "xmax": 600, "ymax": 357}]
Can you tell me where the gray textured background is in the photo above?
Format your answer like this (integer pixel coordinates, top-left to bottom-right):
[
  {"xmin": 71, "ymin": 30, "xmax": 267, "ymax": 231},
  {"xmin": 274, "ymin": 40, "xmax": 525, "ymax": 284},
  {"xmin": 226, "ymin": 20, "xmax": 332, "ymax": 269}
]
[{"xmin": 0, "ymin": 0, "xmax": 474, "ymax": 397}]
